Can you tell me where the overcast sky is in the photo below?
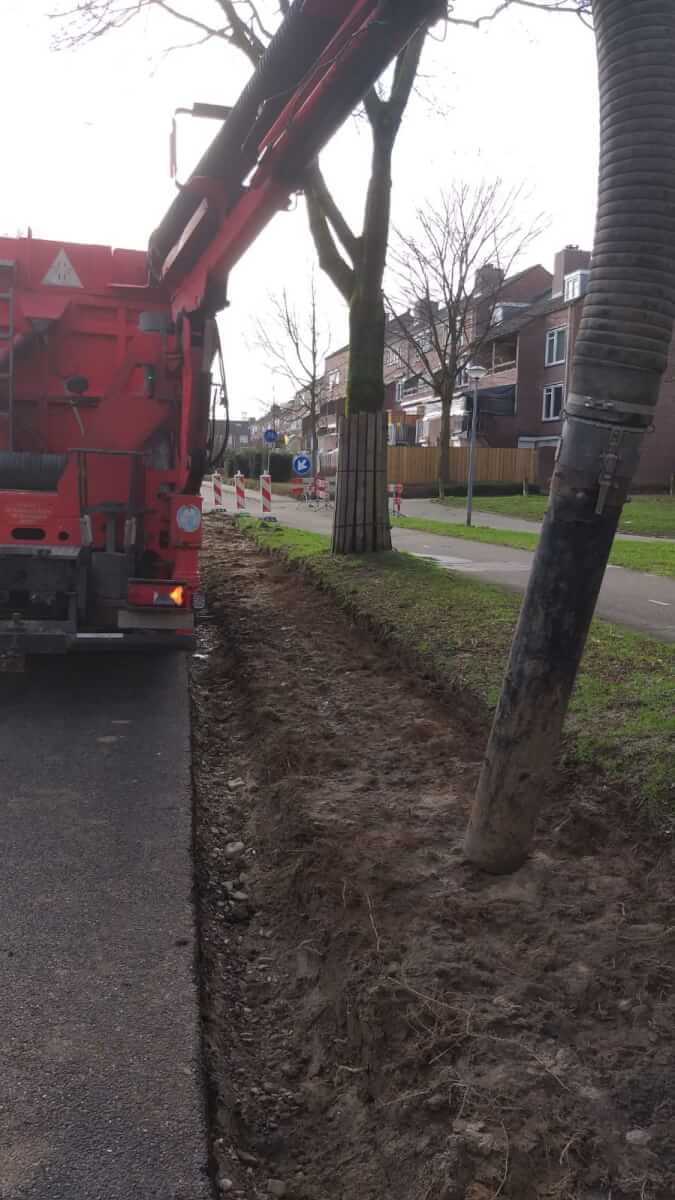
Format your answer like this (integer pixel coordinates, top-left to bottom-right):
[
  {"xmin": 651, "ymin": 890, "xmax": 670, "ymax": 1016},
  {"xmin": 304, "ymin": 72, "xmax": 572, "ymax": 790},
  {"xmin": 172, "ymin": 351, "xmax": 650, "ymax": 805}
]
[{"xmin": 4, "ymin": 1, "xmax": 598, "ymax": 419}]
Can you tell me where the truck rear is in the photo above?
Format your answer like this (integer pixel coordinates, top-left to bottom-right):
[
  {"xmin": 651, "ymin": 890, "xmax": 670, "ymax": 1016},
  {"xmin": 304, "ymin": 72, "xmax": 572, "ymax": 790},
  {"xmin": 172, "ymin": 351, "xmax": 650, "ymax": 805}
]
[{"xmin": 0, "ymin": 236, "xmax": 210, "ymax": 654}]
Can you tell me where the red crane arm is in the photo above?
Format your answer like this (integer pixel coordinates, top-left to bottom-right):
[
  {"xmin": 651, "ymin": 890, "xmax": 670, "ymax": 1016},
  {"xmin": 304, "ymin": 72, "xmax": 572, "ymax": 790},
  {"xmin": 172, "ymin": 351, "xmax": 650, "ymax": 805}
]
[{"xmin": 152, "ymin": 0, "xmax": 444, "ymax": 318}]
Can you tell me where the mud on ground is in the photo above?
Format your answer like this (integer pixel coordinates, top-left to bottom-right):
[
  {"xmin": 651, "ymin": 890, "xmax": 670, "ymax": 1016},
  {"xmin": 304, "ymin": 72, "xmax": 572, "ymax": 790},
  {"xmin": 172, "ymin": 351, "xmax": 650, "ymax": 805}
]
[{"xmin": 191, "ymin": 519, "xmax": 675, "ymax": 1200}]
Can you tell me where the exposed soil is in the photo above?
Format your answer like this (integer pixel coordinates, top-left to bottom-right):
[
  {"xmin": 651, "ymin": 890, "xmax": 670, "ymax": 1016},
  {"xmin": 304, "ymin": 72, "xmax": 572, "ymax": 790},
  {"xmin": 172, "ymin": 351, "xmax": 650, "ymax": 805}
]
[{"xmin": 191, "ymin": 518, "xmax": 675, "ymax": 1200}]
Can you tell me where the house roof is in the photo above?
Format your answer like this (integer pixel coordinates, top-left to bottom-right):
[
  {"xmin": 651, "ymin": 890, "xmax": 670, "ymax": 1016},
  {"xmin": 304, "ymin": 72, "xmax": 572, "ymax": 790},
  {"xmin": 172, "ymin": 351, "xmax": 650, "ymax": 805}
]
[
  {"xmin": 323, "ymin": 265, "xmax": 558, "ymax": 362},
  {"xmin": 483, "ymin": 291, "xmax": 575, "ymax": 342}
]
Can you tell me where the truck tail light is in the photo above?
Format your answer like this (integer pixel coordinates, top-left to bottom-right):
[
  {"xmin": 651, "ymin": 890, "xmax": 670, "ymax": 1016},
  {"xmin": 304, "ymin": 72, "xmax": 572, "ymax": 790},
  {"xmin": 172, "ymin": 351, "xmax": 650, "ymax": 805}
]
[{"xmin": 128, "ymin": 580, "xmax": 190, "ymax": 609}]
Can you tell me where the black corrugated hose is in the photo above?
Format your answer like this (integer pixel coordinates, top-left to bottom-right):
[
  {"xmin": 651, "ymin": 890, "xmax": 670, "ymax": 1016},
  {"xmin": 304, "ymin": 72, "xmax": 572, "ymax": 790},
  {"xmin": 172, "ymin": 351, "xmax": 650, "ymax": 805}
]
[{"xmin": 465, "ymin": 0, "xmax": 675, "ymax": 873}]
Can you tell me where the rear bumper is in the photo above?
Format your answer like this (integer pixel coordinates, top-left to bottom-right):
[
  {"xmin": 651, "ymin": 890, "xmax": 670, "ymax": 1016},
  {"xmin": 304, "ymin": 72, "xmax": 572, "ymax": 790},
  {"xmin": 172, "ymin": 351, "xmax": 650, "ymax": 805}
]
[{"xmin": 0, "ymin": 623, "xmax": 195, "ymax": 655}]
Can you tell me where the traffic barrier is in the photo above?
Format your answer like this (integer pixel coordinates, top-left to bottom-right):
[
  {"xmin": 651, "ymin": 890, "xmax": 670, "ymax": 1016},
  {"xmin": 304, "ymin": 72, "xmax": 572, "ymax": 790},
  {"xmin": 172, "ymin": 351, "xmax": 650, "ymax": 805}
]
[
  {"xmin": 291, "ymin": 479, "xmax": 304, "ymax": 500},
  {"xmin": 260, "ymin": 472, "xmax": 272, "ymax": 516},
  {"xmin": 234, "ymin": 472, "xmax": 247, "ymax": 513},
  {"xmin": 315, "ymin": 476, "xmax": 328, "ymax": 504},
  {"xmin": 388, "ymin": 482, "xmax": 403, "ymax": 516},
  {"xmin": 213, "ymin": 471, "xmax": 224, "ymax": 510}
]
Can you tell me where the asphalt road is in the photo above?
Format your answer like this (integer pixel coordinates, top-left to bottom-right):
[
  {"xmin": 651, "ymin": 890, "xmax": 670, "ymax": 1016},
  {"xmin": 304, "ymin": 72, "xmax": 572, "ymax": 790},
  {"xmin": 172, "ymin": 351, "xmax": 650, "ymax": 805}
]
[
  {"xmin": 0, "ymin": 652, "xmax": 211, "ymax": 1199},
  {"xmin": 204, "ymin": 483, "xmax": 675, "ymax": 643}
]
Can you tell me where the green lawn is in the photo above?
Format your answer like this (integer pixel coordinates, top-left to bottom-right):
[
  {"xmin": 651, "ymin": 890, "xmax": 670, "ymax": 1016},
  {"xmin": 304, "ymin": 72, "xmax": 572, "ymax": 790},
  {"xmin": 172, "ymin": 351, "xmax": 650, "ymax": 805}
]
[
  {"xmin": 392, "ymin": 515, "xmax": 675, "ymax": 579},
  {"xmin": 437, "ymin": 493, "xmax": 675, "ymax": 537},
  {"xmin": 239, "ymin": 519, "xmax": 675, "ymax": 823}
]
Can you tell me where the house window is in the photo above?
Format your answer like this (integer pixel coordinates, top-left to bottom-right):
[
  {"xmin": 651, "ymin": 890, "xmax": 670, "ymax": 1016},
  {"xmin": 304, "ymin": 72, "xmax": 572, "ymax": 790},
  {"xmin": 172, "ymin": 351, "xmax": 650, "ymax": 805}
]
[
  {"xmin": 543, "ymin": 384, "xmax": 564, "ymax": 422},
  {"xmin": 545, "ymin": 327, "xmax": 567, "ymax": 366},
  {"xmin": 384, "ymin": 346, "xmax": 396, "ymax": 367},
  {"xmin": 564, "ymin": 270, "xmax": 590, "ymax": 302},
  {"xmin": 327, "ymin": 369, "xmax": 340, "ymax": 392},
  {"xmin": 395, "ymin": 379, "xmax": 404, "ymax": 404}
]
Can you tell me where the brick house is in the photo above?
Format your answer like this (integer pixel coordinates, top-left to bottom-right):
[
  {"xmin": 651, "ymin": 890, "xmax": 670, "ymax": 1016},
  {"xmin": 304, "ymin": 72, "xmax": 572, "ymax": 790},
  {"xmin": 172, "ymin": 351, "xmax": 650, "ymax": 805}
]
[
  {"xmin": 313, "ymin": 263, "xmax": 551, "ymax": 456},
  {"xmin": 312, "ymin": 245, "xmax": 675, "ymax": 487},
  {"xmin": 312, "ymin": 342, "xmax": 406, "ymax": 457},
  {"xmin": 472, "ymin": 245, "xmax": 675, "ymax": 487},
  {"xmin": 382, "ymin": 265, "xmax": 553, "ymax": 446}
]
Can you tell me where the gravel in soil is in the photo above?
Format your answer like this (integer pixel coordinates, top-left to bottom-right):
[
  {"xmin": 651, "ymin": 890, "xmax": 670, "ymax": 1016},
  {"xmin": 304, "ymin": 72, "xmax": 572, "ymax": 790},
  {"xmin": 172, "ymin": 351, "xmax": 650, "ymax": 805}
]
[{"xmin": 191, "ymin": 519, "xmax": 675, "ymax": 1200}]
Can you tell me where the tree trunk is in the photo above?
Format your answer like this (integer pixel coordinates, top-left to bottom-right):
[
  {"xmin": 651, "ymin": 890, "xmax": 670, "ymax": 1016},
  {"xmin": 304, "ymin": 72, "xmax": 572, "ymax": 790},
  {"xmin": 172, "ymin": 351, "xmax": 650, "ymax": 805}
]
[
  {"xmin": 437, "ymin": 379, "xmax": 452, "ymax": 498},
  {"xmin": 464, "ymin": 0, "xmax": 675, "ymax": 874},
  {"xmin": 308, "ymin": 384, "xmax": 319, "ymax": 477},
  {"xmin": 332, "ymin": 411, "xmax": 390, "ymax": 553},
  {"xmin": 333, "ymin": 126, "xmax": 396, "ymax": 554}
]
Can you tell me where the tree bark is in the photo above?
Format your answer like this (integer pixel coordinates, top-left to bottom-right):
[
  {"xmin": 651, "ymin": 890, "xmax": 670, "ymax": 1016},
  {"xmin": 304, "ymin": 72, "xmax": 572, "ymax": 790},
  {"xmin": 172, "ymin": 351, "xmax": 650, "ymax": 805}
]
[
  {"xmin": 333, "ymin": 126, "xmax": 397, "ymax": 553},
  {"xmin": 310, "ymin": 403, "xmax": 319, "ymax": 476},
  {"xmin": 332, "ymin": 412, "xmax": 389, "ymax": 554},
  {"xmin": 464, "ymin": 0, "xmax": 675, "ymax": 874}
]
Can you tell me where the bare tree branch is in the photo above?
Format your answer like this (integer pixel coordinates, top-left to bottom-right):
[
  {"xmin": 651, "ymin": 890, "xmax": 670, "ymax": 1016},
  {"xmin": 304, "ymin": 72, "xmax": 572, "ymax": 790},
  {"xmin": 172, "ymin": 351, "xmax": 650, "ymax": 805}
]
[
  {"xmin": 304, "ymin": 180, "xmax": 355, "ymax": 304},
  {"xmin": 447, "ymin": 0, "xmax": 592, "ymax": 31},
  {"xmin": 303, "ymin": 162, "xmax": 361, "ymax": 266},
  {"xmin": 387, "ymin": 28, "xmax": 428, "ymax": 127},
  {"xmin": 49, "ymin": 0, "xmax": 274, "ymax": 59}
]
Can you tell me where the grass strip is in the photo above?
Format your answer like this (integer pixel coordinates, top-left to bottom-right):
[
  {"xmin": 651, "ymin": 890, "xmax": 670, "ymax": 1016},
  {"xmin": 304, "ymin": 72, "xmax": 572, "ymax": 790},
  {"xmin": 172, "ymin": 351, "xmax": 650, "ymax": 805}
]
[
  {"xmin": 239, "ymin": 518, "xmax": 675, "ymax": 823},
  {"xmin": 392, "ymin": 515, "xmax": 675, "ymax": 579},
  {"xmin": 435, "ymin": 493, "xmax": 675, "ymax": 537}
]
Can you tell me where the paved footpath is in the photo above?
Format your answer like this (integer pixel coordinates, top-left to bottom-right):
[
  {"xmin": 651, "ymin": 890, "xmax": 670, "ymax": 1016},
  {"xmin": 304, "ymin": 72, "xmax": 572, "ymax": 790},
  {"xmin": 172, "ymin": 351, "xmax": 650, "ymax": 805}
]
[
  {"xmin": 0, "ymin": 652, "xmax": 211, "ymax": 1199},
  {"xmin": 204, "ymin": 483, "xmax": 675, "ymax": 643}
]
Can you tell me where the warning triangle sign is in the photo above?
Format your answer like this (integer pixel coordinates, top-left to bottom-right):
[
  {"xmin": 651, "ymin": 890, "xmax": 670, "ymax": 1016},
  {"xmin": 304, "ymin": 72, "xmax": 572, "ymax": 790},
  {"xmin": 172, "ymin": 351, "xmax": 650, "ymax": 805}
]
[{"xmin": 42, "ymin": 249, "xmax": 83, "ymax": 288}]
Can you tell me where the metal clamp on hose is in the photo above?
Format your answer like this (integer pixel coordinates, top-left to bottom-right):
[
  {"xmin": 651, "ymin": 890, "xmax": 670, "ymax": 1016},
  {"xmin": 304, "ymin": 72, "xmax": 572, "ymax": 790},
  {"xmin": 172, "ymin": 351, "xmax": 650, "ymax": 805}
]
[
  {"xmin": 565, "ymin": 391, "xmax": 655, "ymax": 428},
  {"xmin": 557, "ymin": 411, "xmax": 644, "ymax": 514}
]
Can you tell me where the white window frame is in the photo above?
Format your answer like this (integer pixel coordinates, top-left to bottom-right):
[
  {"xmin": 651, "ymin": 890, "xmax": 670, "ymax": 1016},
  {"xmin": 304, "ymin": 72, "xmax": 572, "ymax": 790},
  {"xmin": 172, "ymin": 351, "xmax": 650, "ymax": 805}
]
[
  {"xmin": 545, "ymin": 326, "xmax": 567, "ymax": 367},
  {"xmin": 564, "ymin": 270, "xmax": 590, "ymax": 302},
  {"xmin": 564, "ymin": 275, "xmax": 580, "ymax": 302},
  {"xmin": 543, "ymin": 383, "xmax": 564, "ymax": 422},
  {"xmin": 384, "ymin": 346, "xmax": 397, "ymax": 367}
]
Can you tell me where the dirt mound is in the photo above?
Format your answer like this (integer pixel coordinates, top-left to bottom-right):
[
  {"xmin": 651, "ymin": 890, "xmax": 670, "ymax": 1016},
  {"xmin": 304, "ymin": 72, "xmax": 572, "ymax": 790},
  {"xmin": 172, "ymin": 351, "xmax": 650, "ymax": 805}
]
[{"xmin": 191, "ymin": 520, "xmax": 675, "ymax": 1200}]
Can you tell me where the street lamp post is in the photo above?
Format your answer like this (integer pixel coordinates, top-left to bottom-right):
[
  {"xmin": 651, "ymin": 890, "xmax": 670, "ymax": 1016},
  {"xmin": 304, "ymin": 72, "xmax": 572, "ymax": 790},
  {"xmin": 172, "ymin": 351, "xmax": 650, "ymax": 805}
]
[{"xmin": 465, "ymin": 364, "xmax": 487, "ymax": 528}]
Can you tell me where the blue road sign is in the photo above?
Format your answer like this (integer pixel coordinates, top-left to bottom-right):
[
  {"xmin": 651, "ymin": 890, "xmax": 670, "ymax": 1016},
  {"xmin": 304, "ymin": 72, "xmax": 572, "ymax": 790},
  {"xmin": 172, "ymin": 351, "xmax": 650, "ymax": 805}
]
[
  {"xmin": 263, "ymin": 428, "xmax": 278, "ymax": 445},
  {"xmin": 292, "ymin": 453, "xmax": 312, "ymax": 476}
]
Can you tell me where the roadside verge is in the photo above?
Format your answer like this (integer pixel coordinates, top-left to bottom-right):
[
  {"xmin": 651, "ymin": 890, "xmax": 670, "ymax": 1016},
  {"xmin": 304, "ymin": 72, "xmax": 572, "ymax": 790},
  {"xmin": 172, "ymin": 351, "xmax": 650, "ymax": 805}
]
[{"xmin": 239, "ymin": 518, "xmax": 675, "ymax": 824}]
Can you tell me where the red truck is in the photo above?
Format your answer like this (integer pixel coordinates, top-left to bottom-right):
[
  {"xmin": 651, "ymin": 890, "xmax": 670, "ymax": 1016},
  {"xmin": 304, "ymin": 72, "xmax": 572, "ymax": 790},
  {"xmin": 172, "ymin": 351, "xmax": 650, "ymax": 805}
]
[{"xmin": 0, "ymin": 0, "xmax": 441, "ymax": 655}]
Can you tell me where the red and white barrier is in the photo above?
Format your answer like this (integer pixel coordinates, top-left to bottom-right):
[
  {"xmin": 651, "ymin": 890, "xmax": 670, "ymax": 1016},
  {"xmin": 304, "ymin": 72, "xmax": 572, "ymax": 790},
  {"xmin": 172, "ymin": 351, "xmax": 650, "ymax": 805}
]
[
  {"xmin": 234, "ymin": 472, "xmax": 247, "ymax": 513},
  {"xmin": 388, "ymin": 482, "xmax": 403, "ymax": 515},
  {"xmin": 315, "ymin": 476, "xmax": 328, "ymax": 504},
  {"xmin": 260, "ymin": 472, "xmax": 272, "ymax": 516},
  {"xmin": 213, "ymin": 471, "xmax": 224, "ymax": 510}
]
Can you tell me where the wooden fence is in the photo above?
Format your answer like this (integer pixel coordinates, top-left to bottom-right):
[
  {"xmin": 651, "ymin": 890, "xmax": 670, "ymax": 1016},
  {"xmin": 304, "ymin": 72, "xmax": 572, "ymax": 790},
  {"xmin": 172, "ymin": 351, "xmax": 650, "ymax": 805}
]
[{"xmin": 387, "ymin": 445, "xmax": 538, "ymax": 486}]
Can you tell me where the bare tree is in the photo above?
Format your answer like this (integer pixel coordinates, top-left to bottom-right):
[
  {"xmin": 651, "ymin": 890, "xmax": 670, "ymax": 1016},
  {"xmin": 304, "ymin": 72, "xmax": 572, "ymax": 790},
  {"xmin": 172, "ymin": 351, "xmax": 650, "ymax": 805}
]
[
  {"xmin": 387, "ymin": 182, "xmax": 544, "ymax": 496},
  {"xmin": 303, "ymin": 28, "xmax": 436, "ymax": 553},
  {"xmin": 255, "ymin": 275, "xmax": 330, "ymax": 474}
]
